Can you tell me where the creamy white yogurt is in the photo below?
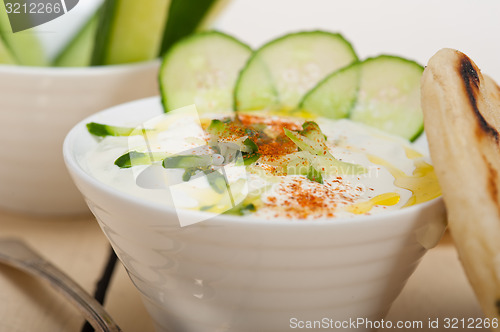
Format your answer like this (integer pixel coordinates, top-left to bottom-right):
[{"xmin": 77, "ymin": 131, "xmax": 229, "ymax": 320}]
[{"xmin": 83, "ymin": 110, "xmax": 440, "ymax": 220}]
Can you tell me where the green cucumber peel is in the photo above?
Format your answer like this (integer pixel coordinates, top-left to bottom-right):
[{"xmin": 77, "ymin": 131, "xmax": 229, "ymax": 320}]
[
  {"xmin": 284, "ymin": 127, "xmax": 366, "ymax": 176},
  {"xmin": 285, "ymin": 154, "xmax": 323, "ymax": 184},
  {"xmin": 53, "ymin": 6, "xmax": 100, "ymax": 67},
  {"xmin": 224, "ymin": 190, "xmax": 262, "ymax": 216},
  {"xmin": 115, "ymin": 151, "xmax": 170, "ymax": 168},
  {"xmin": 283, "ymin": 128, "xmax": 326, "ymax": 156},
  {"xmin": 160, "ymin": 0, "xmax": 222, "ymax": 55},
  {"xmin": 207, "ymin": 119, "xmax": 226, "ymax": 133},
  {"xmin": 243, "ymin": 138, "xmax": 258, "ymax": 153},
  {"xmin": 92, "ymin": 0, "xmax": 170, "ymax": 65},
  {"xmin": 206, "ymin": 119, "xmax": 260, "ymax": 156},
  {"xmin": 243, "ymin": 153, "xmax": 260, "ymax": 166},
  {"xmin": 182, "ymin": 167, "xmax": 199, "ymax": 181},
  {"xmin": 298, "ymin": 121, "xmax": 330, "ymax": 152},
  {"xmin": 86, "ymin": 122, "xmax": 147, "ymax": 137},
  {"xmin": 309, "ymin": 154, "xmax": 367, "ymax": 175},
  {"xmin": 224, "ymin": 202, "xmax": 256, "ymax": 216},
  {"xmin": 306, "ymin": 164, "xmax": 323, "ymax": 184},
  {"xmin": 163, "ymin": 155, "xmax": 215, "ymax": 168},
  {"xmin": 177, "ymin": 165, "xmax": 229, "ymax": 194},
  {"xmin": 203, "ymin": 169, "xmax": 227, "ymax": 194}
]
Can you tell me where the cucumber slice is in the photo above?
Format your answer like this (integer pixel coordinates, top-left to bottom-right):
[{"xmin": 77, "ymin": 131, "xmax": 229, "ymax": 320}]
[
  {"xmin": 284, "ymin": 128, "xmax": 324, "ymax": 156},
  {"xmin": 349, "ymin": 55, "xmax": 424, "ymax": 141},
  {"xmin": 0, "ymin": 4, "xmax": 46, "ymax": 66},
  {"xmin": 233, "ymin": 58, "xmax": 278, "ymax": 112},
  {"xmin": 160, "ymin": 0, "xmax": 230, "ymax": 55},
  {"xmin": 86, "ymin": 122, "xmax": 147, "ymax": 137},
  {"xmin": 115, "ymin": 151, "xmax": 170, "ymax": 168},
  {"xmin": 53, "ymin": 8, "xmax": 100, "ymax": 67},
  {"xmin": 159, "ymin": 31, "xmax": 252, "ymax": 114},
  {"xmin": 163, "ymin": 155, "xmax": 215, "ymax": 168},
  {"xmin": 91, "ymin": 0, "xmax": 171, "ymax": 65},
  {"xmin": 234, "ymin": 31, "xmax": 358, "ymax": 112},
  {"xmin": 299, "ymin": 62, "xmax": 361, "ymax": 119}
]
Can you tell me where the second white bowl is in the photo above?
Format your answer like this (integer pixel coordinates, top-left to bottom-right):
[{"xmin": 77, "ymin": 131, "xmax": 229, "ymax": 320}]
[{"xmin": 0, "ymin": 61, "xmax": 159, "ymax": 215}]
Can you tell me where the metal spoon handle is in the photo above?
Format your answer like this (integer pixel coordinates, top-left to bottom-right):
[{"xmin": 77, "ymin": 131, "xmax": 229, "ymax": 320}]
[{"xmin": 0, "ymin": 238, "xmax": 122, "ymax": 332}]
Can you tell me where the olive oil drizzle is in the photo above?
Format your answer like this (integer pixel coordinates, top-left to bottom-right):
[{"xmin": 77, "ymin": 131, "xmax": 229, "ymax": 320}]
[
  {"xmin": 368, "ymin": 147, "xmax": 441, "ymax": 208},
  {"xmin": 346, "ymin": 192, "xmax": 401, "ymax": 215}
]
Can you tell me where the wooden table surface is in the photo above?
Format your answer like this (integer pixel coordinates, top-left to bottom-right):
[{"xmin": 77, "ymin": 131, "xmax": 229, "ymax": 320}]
[{"xmin": 0, "ymin": 207, "xmax": 487, "ymax": 332}]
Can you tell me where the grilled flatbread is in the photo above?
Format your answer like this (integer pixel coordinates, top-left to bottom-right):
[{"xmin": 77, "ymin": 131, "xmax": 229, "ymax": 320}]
[{"xmin": 421, "ymin": 48, "xmax": 500, "ymax": 327}]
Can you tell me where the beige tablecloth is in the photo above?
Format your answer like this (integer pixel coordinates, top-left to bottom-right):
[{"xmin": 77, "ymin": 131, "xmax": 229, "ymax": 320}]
[{"xmin": 0, "ymin": 208, "xmax": 487, "ymax": 332}]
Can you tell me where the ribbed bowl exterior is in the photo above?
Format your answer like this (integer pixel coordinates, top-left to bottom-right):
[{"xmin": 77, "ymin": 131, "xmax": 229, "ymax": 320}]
[
  {"xmin": 0, "ymin": 62, "xmax": 158, "ymax": 215},
  {"xmin": 63, "ymin": 97, "xmax": 446, "ymax": 332},
  {"xmin": 71, "ymin": 172, "xmax": 445, "ymax": 332}
]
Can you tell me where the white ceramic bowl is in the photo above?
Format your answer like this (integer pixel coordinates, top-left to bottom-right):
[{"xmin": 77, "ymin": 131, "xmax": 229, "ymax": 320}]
[
  {"xmin": 0, "ymin": 61, "xmax": 159, "ymax": 215},
  {"xmin": 63, "ymin": 97, "xmax": 446, "ymax": 332}
]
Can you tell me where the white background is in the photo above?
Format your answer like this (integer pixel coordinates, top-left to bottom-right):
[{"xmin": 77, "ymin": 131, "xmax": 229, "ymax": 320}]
[
  {"xmin": 36, "ymin": 0, "xmax": 500, "ymax": 81},
  {"xmin": 215, "ymin": 0, "xmax": 500, "ymax": 80}
]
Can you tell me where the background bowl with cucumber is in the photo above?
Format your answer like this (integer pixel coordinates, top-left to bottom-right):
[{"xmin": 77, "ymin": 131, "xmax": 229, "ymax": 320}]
[
  {"xmin": 64, "ymin": 23, "xmax": 449, "ymax": 331},
  {"xmin": 0, "ymin": 0, "xmax": 228, "ymax": 215}
]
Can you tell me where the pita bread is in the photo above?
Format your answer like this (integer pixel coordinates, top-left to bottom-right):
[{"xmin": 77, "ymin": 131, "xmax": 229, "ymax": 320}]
[{"xmin": 421, "ymin": 48, "xmax": 500, "ymax": 327}]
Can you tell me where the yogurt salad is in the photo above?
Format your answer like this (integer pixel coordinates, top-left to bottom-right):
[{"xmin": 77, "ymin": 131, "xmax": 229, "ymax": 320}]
[
  {"xmin": 83, "ymin": 106, "xmax": 440, "ymax": 221},
  {"xmin": 83, "ymin": 30, "xmax": 441, "ymax": 222}
]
